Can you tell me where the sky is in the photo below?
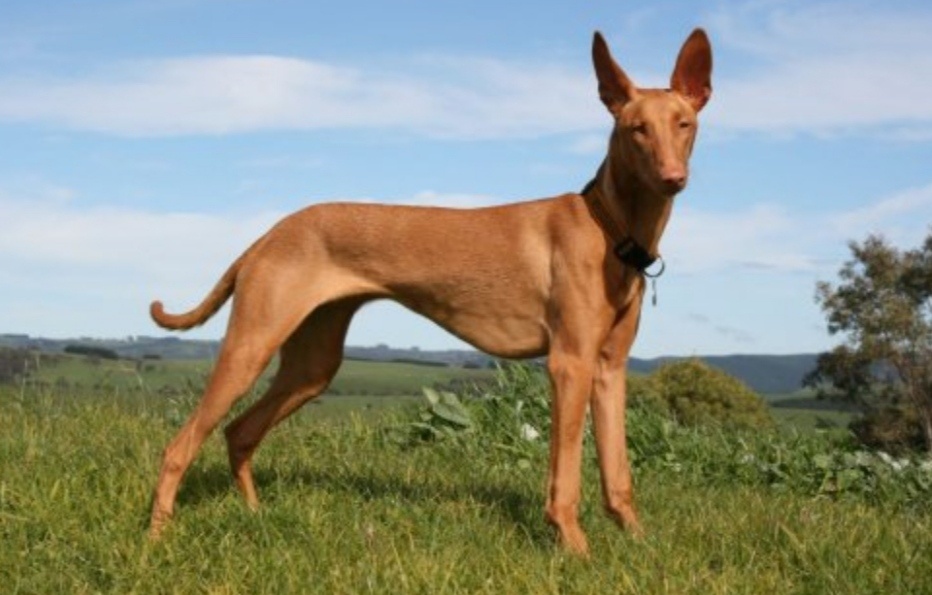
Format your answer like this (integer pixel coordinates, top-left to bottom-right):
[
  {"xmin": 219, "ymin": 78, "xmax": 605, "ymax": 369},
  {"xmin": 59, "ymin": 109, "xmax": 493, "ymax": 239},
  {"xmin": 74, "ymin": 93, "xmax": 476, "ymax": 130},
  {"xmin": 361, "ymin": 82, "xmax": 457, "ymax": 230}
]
[{"xmin": 2, "ymin": 0, "xmax": 932, "ymax": 358}]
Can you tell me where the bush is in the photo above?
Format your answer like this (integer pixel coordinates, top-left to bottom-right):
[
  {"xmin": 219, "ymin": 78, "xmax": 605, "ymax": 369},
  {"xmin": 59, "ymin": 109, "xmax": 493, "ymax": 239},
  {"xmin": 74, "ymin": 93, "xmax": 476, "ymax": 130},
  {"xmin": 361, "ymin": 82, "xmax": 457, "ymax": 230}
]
[
  {"xmin": 626, "ymin": 373, "xmax": 669, "ymax": 416},
  {"xmin": 631, "ymin": 359, "xmax": 772, "ymax": 430},
  {"xmin": 395, "ymin": 363, "xmax": 932, "ymax": 508},
  {"xmin": 402, "ymin": 361, "xmax": 772, "ymax": 451}
]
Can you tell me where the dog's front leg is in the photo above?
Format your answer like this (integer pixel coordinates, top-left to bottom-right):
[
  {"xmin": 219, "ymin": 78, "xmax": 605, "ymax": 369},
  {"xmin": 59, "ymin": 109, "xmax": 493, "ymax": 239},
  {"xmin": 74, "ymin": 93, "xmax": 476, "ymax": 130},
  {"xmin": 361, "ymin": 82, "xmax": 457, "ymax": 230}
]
[
  {"xmin": 591, "ymin": 301, "xmax": 643, "ymax": 536},
  {"xmin": 591, "ymin": 359, "xmax": 641, "ymax": 535},
  {"xmin": 544, "ymin": 350, "xmax": 595, "ymax": 555}
]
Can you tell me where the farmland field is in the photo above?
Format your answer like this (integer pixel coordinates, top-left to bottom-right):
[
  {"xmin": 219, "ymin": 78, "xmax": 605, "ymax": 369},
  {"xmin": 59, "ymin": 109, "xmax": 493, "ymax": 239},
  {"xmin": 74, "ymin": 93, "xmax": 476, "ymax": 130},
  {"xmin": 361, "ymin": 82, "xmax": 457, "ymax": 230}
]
[
  {"xmin": 1, "ymin": 355, "xmax": 930, "ymax": 593},
  {"xmin": 16, "ymin": 352, "xmax": 494, "ymax": 422},
  {"xmin": 22, "ymin": 352, "xmax": 493, "ymax": 394}
]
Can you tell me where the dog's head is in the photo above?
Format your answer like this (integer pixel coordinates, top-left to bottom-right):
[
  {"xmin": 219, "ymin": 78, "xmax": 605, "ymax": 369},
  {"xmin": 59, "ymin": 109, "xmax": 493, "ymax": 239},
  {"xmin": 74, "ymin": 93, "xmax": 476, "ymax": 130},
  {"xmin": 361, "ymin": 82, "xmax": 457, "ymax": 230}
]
[{"xmin": 593, "ymin": 29, "xmax": 712, "ymax": 197}]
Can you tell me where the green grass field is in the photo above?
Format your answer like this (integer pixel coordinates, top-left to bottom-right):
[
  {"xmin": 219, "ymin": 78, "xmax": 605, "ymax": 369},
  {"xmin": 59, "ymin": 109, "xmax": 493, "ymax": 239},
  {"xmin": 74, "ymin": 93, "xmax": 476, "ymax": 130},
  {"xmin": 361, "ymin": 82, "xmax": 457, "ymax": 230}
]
[
  {"xmin": 2, "ymin": 356, "xmax": 930, "ymax": 593},
  {"xmin": 23, "ymin": 352, "xmax": 493, "ymax": 396},
  {"xmin": 18, "ymin": 353, "xmax": 493, "ymax": 424},
  {"xmin": 770, "ymin": 407, "xmax": 853, "ymax": 431}
]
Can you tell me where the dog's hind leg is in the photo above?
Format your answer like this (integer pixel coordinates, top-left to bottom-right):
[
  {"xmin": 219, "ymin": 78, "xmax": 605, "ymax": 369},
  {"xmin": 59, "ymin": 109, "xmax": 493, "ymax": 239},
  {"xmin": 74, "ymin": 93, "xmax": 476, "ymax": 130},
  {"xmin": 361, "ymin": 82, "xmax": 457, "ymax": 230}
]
[
  {"xmin": 223, "ymin": 298, "xmax": 361, "ymax": 509},
  {"xmin": 149, "ymin": 289, "xmax": 321, "ymax": 537}
]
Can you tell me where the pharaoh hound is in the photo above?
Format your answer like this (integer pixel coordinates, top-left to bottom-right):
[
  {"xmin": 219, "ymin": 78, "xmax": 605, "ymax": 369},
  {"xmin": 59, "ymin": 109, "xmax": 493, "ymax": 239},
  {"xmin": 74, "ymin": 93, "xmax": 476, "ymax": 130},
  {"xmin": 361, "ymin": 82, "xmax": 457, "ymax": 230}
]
[{"xmin": 148, "ymin": 29, "xmax": 712, "ymax": 554}]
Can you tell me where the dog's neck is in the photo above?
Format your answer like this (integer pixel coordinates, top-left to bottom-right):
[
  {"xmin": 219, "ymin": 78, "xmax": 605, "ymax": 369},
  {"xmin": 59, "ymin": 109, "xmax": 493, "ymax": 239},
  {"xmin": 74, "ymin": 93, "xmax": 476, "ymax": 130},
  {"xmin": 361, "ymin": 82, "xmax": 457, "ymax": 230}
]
[{"xmin": 582, "ymin": 152, "xmax": 675, "ymax": 267}]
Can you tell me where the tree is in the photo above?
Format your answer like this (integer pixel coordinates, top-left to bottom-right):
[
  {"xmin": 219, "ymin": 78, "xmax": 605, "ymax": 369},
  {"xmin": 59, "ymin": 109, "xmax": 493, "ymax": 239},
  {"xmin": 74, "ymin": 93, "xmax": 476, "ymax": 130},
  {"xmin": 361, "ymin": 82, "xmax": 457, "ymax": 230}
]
[{"xmin": 807, "ymin": 233, "xmax": 932, "ymax": 453}]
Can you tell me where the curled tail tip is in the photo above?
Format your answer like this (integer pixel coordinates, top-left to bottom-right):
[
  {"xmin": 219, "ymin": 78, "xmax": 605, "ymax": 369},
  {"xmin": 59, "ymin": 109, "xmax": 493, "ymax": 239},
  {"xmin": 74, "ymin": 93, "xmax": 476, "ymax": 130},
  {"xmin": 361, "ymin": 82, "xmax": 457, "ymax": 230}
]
[
  {"xmin": 149, "ymin": 300, "xmax": 178, "ymax": 329},
  {"xmin": 149, "ymin": 262, "xmax": 236, "ymax": 331},
  {"xmin": 149, "ymin": 300, "xmax": 163, "ymax": 319}
]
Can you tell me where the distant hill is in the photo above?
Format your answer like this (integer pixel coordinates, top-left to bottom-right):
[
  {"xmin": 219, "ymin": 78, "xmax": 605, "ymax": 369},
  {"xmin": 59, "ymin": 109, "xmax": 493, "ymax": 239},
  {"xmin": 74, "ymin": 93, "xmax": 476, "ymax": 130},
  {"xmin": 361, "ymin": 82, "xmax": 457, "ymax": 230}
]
[
  {"xmin": 0, "ymin": 334, "xmax": 222, "ymax": 361},
  {"xmin": 627, "ymin": 354, "xmax": 820, "ymax": 396},
  {"xmin": 0, "ymin": 334, "xmax": 818, "ymax": 395}
]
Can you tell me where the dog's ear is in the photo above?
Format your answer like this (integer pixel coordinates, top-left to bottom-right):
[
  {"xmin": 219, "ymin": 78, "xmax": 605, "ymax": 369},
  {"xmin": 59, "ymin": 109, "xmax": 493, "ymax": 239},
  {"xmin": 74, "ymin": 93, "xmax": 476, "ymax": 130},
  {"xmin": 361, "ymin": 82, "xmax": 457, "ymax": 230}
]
[
  {"xmin": 592, "ymin": 31, "xmax": 638, "ymax": 115},
  {"xmin": 670, "ymin": 28, "xmax": 712, "ymax": 112}
]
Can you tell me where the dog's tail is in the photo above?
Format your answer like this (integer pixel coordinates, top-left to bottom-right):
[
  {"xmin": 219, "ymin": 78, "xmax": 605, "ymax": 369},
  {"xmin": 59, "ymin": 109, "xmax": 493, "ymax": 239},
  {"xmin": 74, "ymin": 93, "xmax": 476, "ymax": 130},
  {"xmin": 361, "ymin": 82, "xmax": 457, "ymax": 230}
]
[{"xmin": 149, "ymin": 250, "xmax": 248, "ymax": 331}]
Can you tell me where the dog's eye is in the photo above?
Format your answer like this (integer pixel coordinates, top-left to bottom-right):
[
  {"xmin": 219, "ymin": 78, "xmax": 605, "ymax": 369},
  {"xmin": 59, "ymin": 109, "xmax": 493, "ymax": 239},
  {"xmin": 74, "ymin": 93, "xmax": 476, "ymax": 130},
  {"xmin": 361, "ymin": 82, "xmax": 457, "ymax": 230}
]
[
  {"xmin": 678, "ymin": 120, "xmax": 692, "ymax": 130},
  {"xmin": 630, "ymin": 123, "xmax": 647, "ymax": 135}
]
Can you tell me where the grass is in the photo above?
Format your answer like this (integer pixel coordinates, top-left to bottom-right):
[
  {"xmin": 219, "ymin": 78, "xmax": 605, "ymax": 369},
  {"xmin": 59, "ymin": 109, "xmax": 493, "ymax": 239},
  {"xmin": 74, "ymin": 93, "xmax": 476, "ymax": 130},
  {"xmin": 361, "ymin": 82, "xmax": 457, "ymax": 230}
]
[
  {"xmin": 2, "ymin": 377, "xmax": 931, "ymax": 594},
  {"xmin": 771, "ymin": 407, "xmax": 854, "ymax": 431},
  {"xmin": 327, "ymin": 358, "xmax": 492, "ymax": 396}
]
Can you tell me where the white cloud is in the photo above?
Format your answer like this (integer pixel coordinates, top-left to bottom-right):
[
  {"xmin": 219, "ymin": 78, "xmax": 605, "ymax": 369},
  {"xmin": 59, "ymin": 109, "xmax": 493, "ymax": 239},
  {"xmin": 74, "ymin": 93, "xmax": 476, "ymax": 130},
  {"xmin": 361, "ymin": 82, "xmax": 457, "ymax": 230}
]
[
  {"xmin": 2, "ymin": 4, "xmax": 929, "ymax": 140},
  {"xmin": 0, "ymin": 54, "xmax": 601, "ymax": 139},
  {"xmin": 664, "ymin": 203, "xmax": 815, "ymax": 273},
  {"xmin": 879, "ymin": 126, "xmax": 932, "ymax": 143},
  {"xmin": 0, "ymin": 186, "xmax": 514, "ymax": 339},
  {"xmin": 687, "ymin": 313, "xmax": 756, "ymax": 345},
  {"xmin": 566, "ymin": 133, "xmax": 607, "ymax": 155},
  {"xmin": 0, "ymin": 57, "xmax": 424, "ymax": 135},
  {"xmin": 709, "ymin": 53, "xmax": 932, "ymax": 133},
  {"xmin": 8, "ymin": 179, "xmax": 926, "ymax": 312},
  {"xmin": 0, "ymin": 193, "xmax": 283, "ymax": 314},
  {"xmin": 0, "ymin": 187, "xmax": 508, "ymax": 301},
  {"xmin": 662, "ymin": 180, "xmax": 932, "ymax": 276},
  {"xmin": 830, "ymin": 182, "xmax": 932, "ymax": 245},
  {"xmin": 706, "ymin": 3, "xmax": 932, "ymax": 135},
  {"xmin": 326, "ymin": 190, "xmax": 504, "ymax": 209},
  {"xmin": 396, "ymin": 190, "xmax": 502, "ymax": 209},
  {"xmin": 709, "ymin": 2, "xmax": 932, "ymax": 59}
]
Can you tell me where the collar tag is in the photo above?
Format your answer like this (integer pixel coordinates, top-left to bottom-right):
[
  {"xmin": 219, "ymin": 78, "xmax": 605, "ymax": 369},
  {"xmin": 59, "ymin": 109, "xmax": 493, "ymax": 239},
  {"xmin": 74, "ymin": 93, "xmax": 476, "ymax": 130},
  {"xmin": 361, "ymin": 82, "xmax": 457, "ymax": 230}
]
[{"xmin": 614, "ymin": 239, "xmax": 665, "ymax": 308}]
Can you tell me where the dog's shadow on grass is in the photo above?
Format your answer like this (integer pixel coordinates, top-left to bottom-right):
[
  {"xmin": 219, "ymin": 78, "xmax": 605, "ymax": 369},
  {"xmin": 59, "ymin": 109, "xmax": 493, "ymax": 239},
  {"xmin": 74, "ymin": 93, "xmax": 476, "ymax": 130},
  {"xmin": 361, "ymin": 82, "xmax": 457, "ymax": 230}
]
[{"xmin": 175, "ymin": 462, "xmax": 554, "ymax": 550}]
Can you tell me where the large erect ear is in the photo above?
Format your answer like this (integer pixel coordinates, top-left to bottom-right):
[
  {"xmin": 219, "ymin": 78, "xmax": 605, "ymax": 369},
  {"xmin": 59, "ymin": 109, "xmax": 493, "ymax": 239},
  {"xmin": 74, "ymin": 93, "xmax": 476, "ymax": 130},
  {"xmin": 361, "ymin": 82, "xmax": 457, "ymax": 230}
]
[
  {"xmin": 670, "ymin": 28, "xmax": 712, "ymax": 112},
  {"xmin": 592, "ymin": 31, "xmax": 638, "ymax": 114}
]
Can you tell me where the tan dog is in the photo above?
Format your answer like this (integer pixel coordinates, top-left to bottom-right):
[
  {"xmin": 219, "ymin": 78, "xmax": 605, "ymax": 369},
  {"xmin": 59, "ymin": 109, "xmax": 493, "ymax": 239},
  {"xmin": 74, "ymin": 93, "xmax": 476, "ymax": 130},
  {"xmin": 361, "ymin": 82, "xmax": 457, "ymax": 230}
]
[{"xmin": 148, "ymin": 29, "xmax": 712, "ymax": 554}]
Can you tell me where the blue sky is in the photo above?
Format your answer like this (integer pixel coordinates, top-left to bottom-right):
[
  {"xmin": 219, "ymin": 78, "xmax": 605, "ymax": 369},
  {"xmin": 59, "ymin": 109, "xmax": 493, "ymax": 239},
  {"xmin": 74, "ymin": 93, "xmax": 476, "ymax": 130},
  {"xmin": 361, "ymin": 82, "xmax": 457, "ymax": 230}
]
[{"xmin": 2, "ymin": 1, "xmax": 932, "ymax": 357}]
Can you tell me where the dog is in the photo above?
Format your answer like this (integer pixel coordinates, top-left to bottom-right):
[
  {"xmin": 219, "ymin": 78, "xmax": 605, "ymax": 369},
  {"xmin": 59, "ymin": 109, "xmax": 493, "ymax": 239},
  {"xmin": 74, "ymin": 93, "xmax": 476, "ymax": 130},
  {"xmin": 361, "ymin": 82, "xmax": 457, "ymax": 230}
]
[{"xmin": 148, "ymin": 29, "xmax": 712, "ymax": 555}]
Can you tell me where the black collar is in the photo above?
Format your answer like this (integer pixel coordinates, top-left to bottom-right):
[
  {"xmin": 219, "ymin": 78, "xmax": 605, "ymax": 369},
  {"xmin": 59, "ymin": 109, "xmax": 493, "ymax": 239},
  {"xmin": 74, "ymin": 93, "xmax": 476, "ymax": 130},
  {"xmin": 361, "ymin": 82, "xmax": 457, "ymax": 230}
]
[
  {"xmin": 581, "ymin": 171, "xmax": 665, "ymax": 277},
  {"xmin": 613, "ymin": 237, "xmax": 659, "ymax": 273}
]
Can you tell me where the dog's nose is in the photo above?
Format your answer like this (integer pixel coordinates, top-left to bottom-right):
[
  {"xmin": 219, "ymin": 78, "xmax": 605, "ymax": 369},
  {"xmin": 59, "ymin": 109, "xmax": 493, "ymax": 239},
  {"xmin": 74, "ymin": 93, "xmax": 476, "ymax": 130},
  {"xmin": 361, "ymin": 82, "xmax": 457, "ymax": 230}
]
[{"xmin": 660, "ymin": 168, "xmax": 687, "ymax": 191}]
